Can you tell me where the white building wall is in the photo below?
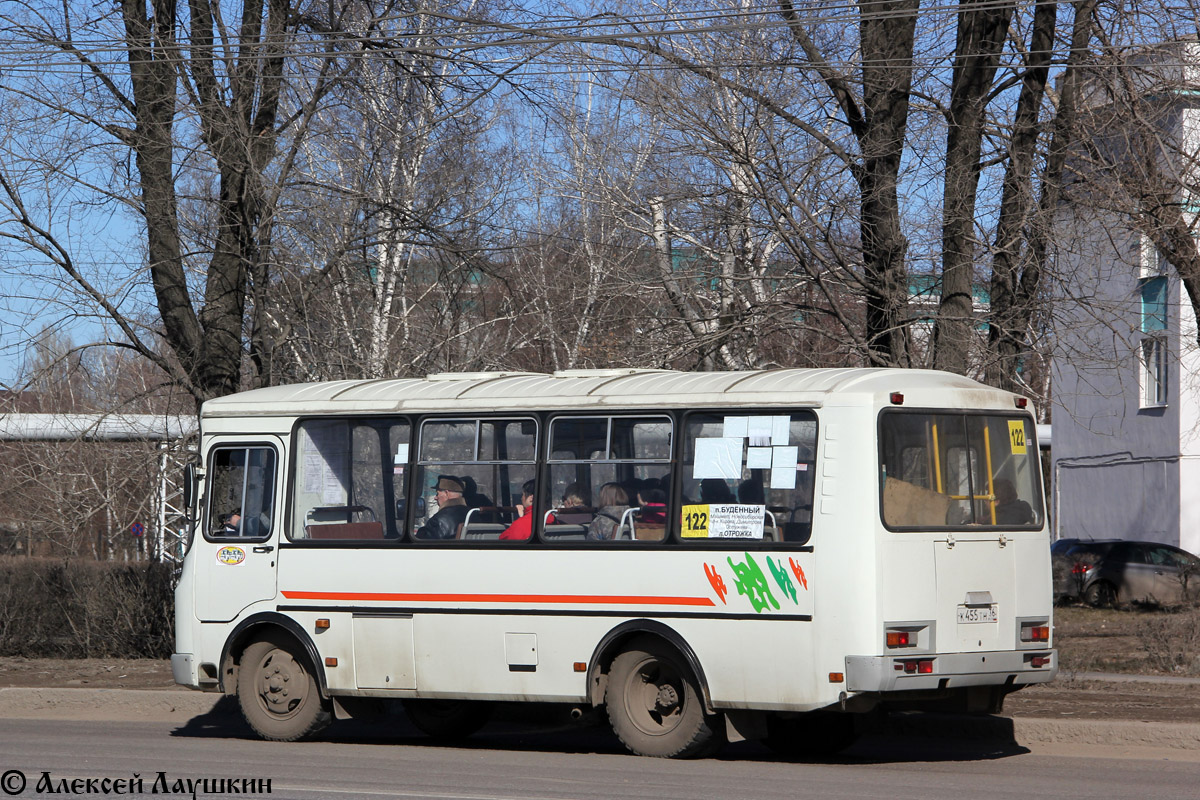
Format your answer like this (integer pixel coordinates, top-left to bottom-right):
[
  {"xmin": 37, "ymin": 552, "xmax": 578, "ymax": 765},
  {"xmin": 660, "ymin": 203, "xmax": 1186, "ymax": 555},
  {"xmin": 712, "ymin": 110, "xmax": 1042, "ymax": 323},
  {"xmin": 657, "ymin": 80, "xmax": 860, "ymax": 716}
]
[
  {"xmin": 1051, "ymin": 40, "xmax": 1200, "ymax": 556},
  {"xmin": 1176, "ymin": 106, "xmax": 1200, "ymax": 557},
  {"xmin": 1052, "ymin": 211, "xmax": 1184, "ymax": 547}
]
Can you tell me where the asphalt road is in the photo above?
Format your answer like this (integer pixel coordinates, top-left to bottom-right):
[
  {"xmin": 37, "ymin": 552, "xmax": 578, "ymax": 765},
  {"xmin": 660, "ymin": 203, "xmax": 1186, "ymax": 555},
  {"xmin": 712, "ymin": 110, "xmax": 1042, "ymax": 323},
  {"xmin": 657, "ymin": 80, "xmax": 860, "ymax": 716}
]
[{"xmin": 0, "ymin": 708, "xmax": 1197, "ymax": 800}]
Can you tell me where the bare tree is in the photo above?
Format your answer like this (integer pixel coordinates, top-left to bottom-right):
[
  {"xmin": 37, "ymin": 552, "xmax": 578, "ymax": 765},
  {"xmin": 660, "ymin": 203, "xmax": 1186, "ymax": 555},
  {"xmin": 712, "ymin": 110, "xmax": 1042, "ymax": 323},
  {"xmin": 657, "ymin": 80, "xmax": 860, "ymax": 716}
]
[{"xmin": 0, "ymin": 0, "xmax": 346, "ymax": 406}]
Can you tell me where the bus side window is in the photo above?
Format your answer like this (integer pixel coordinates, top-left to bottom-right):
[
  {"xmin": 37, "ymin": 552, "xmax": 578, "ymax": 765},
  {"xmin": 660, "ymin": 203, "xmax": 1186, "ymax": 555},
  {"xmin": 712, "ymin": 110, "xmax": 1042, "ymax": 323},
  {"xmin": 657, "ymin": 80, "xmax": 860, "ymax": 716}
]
[
  {"xmin": 413, "ymin": 418, "xmax": 537, "ymax": 542},
  {"xmin": 680, "ymin": 412, "xmax": 817, "ymax": 545},
  {"xmin": 545, "ymin": 415, "xmax": 673, "ymax": 543},
  {"xmin": 292, "ymin": 418, "xmax": 410, "ymax": 541}
]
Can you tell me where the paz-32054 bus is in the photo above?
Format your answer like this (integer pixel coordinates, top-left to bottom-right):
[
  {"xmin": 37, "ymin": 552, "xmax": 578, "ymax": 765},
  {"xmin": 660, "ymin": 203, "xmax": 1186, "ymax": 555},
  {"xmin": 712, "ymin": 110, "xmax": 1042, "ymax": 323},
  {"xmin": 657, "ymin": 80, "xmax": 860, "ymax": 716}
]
[{"xmin": 171, "ymin": 368, "xmax": 1055, "ymax": 758}]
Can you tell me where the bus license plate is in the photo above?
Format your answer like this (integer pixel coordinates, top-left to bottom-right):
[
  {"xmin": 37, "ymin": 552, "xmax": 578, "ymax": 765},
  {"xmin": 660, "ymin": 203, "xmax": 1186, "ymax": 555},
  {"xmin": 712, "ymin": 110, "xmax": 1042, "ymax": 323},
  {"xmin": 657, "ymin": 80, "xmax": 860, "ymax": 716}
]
[{"xmin": 957, "ymin": 605, "xmax": 997, "ymax": 624}]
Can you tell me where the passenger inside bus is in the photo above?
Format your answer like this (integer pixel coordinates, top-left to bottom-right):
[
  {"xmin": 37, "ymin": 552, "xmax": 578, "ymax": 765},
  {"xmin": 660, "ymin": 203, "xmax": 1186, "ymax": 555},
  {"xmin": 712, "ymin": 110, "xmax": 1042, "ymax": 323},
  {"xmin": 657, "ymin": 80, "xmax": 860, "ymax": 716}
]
[
  {"xmin": 700, "ymin": 478, "xmax": 736, "ymax": 504},
  {"xmin": 636, "ymin": 486, "xmax": 667, "ymax": 525},
  {"xmin": 588, "ymin": 482, "xmax": 630, "ymax": 540},
  {"xmin": 220, "ymin": 510, "xmax": 241, "ymax": 535},
  {"xmin": 498, "ymin": 480, "xmax": 537, "ymax": 540},
  {"xmin": 461, "ymin": 475, "xmax": 492, "ymax": 509},
  {"xmin": 993, "ymin": 478, "xmax": 1034, "ymax": 525},
  {"xmin": 416, "ymin": 475, "xmax": 469, "ymax": 539},
  {"xmin": 554, "ymin": 483, "xmax": 593, "ymax": 524}
]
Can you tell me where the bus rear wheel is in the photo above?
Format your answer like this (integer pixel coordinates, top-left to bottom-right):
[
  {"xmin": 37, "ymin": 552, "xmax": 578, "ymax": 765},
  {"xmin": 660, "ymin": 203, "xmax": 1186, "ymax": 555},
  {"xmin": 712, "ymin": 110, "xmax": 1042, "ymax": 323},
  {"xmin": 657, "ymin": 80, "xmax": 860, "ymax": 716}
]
[
  {"xmin": 605, "ymin": 638, "xmax": 721, "ymax": 758},
  {"xmin": 237, "ymin": 633, "xmax": 331, "ymax": 742},
  {"xmin": 763, "ymin": 711, "xmax": 859, "ymax": 758}
]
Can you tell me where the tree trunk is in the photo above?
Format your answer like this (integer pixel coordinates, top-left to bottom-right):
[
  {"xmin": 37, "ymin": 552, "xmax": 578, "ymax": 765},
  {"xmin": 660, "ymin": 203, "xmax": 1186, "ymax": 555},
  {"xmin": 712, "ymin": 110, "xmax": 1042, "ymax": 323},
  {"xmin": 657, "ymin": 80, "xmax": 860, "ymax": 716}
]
[
  {"xmin": 986, "ymin": 0, "xmax": 1057, "ymax": 391},
  {"xmin": 858, "ymin": 0, "xmax": 920, "ymax": 367},
  {"xmin": 933, "ymin": 0, "xmax": 1014, "ymax": 375}
]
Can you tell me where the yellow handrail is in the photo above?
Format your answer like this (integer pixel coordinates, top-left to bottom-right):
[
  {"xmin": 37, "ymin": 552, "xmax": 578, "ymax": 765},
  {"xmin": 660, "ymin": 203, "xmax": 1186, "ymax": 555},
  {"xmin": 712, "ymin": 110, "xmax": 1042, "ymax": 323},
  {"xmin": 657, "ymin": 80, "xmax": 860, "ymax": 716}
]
[
  {"xmin": 931, "ymin": 420, "xmax": 944, "ymax": 494},
  {"xmin": 984, "ymin": 423, "xmax": 996, "ymax": 524}
]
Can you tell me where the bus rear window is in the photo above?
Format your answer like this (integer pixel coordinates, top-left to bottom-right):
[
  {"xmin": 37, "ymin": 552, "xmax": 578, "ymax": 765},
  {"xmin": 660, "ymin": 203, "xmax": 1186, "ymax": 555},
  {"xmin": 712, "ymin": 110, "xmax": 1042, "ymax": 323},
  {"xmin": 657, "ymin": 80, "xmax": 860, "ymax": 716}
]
[{"xmin": 879, "ymin": 412, "xmax": 1042, "ymax": 530}]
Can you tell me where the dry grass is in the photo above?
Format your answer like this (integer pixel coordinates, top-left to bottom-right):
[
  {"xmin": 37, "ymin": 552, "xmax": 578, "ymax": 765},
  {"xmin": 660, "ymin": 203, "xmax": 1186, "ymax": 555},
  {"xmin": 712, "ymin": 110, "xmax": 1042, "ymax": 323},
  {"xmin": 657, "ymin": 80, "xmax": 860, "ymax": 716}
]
[{"xmin": 1055, "ymin": 604, "xmax": 1200, "ymax": 676}]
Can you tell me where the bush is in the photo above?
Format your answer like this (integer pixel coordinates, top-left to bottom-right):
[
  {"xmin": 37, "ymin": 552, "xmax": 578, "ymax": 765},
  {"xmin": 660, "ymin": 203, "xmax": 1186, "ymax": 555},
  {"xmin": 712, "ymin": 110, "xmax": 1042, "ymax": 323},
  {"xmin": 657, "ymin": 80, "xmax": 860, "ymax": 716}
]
[
  {"xmin": 0, "ymin": 558, "xmax": 173, "ymax": 658},
  {"xmin": 1136, "ymin": 610, "xmax": 1200, "ymax": 675}
]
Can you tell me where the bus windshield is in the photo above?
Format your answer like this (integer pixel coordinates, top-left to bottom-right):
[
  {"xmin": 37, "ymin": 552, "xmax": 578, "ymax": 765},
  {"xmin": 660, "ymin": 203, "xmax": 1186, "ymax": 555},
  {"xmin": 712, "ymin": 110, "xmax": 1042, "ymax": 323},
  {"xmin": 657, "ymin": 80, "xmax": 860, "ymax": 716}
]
[{"xmin": 879, "ymin": 411, "xmax": 1043, "ymax": 530}]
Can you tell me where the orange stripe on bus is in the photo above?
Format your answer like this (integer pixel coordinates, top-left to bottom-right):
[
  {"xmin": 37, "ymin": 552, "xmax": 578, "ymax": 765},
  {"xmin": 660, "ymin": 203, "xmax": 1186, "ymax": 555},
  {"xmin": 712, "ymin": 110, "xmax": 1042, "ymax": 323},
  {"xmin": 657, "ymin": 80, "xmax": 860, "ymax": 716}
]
[{"xmin": 281, "ymin": 591, "xmax": 716, "ymax": 607}]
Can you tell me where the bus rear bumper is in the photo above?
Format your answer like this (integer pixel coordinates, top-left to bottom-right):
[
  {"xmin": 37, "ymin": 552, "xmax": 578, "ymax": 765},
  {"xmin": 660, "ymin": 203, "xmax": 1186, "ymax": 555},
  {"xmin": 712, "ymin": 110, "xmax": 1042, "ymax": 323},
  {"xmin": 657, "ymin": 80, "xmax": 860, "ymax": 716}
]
[{"xmin": 845, "ymin": 649, "xmax": 1057, "ymax": 693}]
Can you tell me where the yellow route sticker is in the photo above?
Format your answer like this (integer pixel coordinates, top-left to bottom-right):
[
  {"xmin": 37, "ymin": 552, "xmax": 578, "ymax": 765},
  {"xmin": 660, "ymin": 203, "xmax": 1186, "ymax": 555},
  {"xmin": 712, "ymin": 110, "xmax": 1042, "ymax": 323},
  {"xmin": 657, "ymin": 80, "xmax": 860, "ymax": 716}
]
[
  {"xmin": 682, "ymin": 504, "xmax": 710, "ymax": 538},
  {"xmin": 1007, "ymin": 420, "xmax": 1028, "ymax": 455}
]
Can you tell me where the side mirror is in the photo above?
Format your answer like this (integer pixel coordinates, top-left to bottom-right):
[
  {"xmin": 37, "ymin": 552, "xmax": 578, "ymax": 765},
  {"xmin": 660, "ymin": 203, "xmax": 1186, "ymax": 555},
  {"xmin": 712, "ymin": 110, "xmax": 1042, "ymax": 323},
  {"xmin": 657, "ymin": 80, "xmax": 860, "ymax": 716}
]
[{"xmin": 182, "ymin": 462, "xmax": 199, "ymax": 516}]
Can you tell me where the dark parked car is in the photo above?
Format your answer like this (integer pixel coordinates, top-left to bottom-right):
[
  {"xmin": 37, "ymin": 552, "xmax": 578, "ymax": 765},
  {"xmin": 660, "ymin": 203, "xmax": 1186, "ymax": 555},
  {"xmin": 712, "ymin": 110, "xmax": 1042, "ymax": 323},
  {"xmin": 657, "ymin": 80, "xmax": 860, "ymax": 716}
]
[{"xmin": 1053, "ymin": 538, "xmax": 1200, "ymax": 606}]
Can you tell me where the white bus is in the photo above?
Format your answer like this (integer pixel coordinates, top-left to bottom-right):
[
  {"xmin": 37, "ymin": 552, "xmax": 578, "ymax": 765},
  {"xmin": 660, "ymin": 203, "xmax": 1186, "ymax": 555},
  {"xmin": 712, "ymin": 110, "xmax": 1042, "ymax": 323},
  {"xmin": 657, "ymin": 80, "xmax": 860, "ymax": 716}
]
[{"xmin": 172, "ymin": 368, "xmax": 1055, "ymax": 758}]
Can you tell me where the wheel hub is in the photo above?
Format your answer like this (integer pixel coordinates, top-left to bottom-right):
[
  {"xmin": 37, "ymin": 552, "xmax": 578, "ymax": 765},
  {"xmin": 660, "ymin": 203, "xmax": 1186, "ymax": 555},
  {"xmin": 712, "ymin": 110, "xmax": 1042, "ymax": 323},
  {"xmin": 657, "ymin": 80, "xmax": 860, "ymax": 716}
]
[
  {"xmin": 655, "ymin": 684, "xmax": 680, "ymax": 712},
  {"xmin": 260, "ymin": 657, "xmax": 297, "ymax": 711}
]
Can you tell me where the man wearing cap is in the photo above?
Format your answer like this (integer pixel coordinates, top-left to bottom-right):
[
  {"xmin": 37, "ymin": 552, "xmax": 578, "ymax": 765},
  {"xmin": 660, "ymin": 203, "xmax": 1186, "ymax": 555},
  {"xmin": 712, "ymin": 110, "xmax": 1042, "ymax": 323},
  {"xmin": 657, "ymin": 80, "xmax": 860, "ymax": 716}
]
[{"xmin": 416, "ymin": 475, "xmax": 470, "ymax": 539}]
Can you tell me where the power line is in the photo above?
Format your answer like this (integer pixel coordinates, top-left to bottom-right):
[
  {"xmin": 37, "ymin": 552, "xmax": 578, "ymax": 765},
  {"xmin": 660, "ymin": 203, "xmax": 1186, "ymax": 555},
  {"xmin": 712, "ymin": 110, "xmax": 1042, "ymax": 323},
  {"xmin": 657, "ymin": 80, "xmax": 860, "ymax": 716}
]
[{"xmin": 0, "ymin": 0, "xmax": 1174, "ymax": 74}]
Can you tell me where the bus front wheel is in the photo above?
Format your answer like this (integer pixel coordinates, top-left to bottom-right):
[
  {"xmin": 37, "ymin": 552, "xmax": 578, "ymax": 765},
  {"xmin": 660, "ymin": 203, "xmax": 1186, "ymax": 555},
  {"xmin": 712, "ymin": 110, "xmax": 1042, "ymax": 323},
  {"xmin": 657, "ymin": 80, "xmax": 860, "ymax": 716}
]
[
  {"xmin": 605, "ymin": 637, "xmax": 721, "ymax": 758},
  {"xmin": 237, "ymin": 633, "xmax": 331, "ymax": 742}
]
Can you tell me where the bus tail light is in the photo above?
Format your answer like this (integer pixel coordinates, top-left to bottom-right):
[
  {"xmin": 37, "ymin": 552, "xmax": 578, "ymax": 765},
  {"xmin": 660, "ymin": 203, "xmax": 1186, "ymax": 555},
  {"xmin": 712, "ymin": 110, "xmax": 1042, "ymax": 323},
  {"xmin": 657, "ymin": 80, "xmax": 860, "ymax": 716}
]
[
  {"xmin": 884, "ymin": 623, "xmax": 929, "ymax": 651},
  {"xmin": 896, "ymin": 659, "xmax": 934, "ymax": 674},
  {"xmin": 890, "ymin": 392, "xmax": 904, "ymax": 405},
  {"xmin": 1029, "ymin": 656, "xmax": 1050, "ymax": 667},
  {"xmin": 1020, "ymin": 621, "xmax": 1051, "ymax": 643},
  {"xmin": 1021, "ymin": 625, "xmax": 1050, "ymax": 642}
]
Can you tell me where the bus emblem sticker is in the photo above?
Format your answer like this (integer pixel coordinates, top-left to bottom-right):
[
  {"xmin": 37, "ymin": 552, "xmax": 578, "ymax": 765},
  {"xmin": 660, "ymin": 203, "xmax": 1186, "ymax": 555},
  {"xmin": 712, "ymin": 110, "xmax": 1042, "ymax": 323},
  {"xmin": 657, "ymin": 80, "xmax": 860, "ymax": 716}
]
[
  {"xmin": 704, "ymin": 563, "xmax": 728, "ymax": 604},
  {"xmin": 707, "ymin": 555, "xmax": 809, "ymax": 611},
  {"xmin": 216, "ymin": 546, "xmax": 246, "ymax": 566},
  {"xmin": 727, "ymin": 553, "xmax": 780, "ymax": 613}
]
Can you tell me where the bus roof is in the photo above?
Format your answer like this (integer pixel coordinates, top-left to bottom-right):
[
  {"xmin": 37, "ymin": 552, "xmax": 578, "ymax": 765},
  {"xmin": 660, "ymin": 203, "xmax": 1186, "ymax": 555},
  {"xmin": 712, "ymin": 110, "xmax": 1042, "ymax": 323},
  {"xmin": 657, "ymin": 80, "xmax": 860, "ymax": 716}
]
[{"xmin": 201, "ymin": 368, "xmax": 1016, "ymax": 418}]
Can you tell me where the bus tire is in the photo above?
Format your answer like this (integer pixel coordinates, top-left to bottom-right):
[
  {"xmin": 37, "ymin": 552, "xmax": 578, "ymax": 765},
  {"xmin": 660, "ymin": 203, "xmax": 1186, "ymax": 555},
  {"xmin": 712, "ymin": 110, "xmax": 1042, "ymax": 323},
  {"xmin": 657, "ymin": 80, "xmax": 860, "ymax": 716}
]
[
  {"xmin": 237, "ymin": 633, "xmax": 331, "ymax": 742},
  {"xmin": 606, "ymin": 637, "xmax": 721, "ymax": 758},
  {"xmin": 402, "ymin": 699, "xmax": 493, "ymax": 740},
  {"xmin": 763, "ymin": 711, "xmax": 859, "ymax": 758}
]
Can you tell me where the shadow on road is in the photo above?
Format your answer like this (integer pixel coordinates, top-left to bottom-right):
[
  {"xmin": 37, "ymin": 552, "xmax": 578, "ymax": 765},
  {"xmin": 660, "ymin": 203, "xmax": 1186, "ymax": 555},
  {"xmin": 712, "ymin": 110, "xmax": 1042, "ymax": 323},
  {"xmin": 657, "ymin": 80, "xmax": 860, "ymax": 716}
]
[{"xmin": 170, "ymin": 699, "xmax": 1029, "ymax": 764}]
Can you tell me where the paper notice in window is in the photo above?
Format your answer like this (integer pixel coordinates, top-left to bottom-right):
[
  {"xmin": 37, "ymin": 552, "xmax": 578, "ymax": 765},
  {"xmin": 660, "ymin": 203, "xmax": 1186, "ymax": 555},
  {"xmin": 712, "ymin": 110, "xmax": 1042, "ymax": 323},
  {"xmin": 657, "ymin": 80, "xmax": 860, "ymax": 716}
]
[
  {"xmin": 722, "ymin": 416, "xmax": 749, "ymax": 438},
  {"xmin": 303, "ymin": 453, "xmax": 323, "ymax": 493},
  {"xmin": 770, "ymin": 446, "xmax": 798, "ymax": 489},
  {"xmin": 693, "ymin": 437, "xmax": 744, "ymax": 480},
  {"xmin": 394, "ymin": 442, "xmax": 409, "ymax": 464},
  {"xmin": 771, "ymin": 415, "xmax": 791, "ymax": 445},
  {"xmin": 748, "ymin": 416, "xmax": 773, "ymax": 446},
  {"xmin": 323, "ymin": 465, "xmax": 346, "ymax": 504},
  {"xmin": 746, "ymin": 446, "xmax": 773, "ymax": 469}
]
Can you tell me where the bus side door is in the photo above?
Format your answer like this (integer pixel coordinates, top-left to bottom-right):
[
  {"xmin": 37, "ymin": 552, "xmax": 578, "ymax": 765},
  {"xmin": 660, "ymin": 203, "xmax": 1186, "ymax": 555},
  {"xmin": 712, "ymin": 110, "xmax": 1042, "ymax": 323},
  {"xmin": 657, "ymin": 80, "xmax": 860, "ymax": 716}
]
[{"xmin": 193, "ymin": 438, "xmax": 284, "ymax": 622}]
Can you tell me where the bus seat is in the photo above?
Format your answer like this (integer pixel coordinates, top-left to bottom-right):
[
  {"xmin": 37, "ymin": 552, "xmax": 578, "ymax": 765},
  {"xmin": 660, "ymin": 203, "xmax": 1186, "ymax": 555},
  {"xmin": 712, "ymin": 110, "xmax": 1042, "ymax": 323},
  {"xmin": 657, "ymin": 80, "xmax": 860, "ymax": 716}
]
[
  {"xmin": 542, "ymin": 524, "xmax": 587, "ymax": 540},
  {"xmin": 305, "ymin": 505, "xmax": 382, "ymax": 539},
  {"xmin": 460, "ymin": 506, "xmax": 516, "ymax": 539},
  {"xmin": 462, "ymin": 528, "xmax": 504, "ymax": 540},
  {"xmin": 633, "ymin": 523, "xmax": 666, "ymax": 541},
  {"xmin": 307, "ymin": 521, "xmax": 385, "ymax": 539}
]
